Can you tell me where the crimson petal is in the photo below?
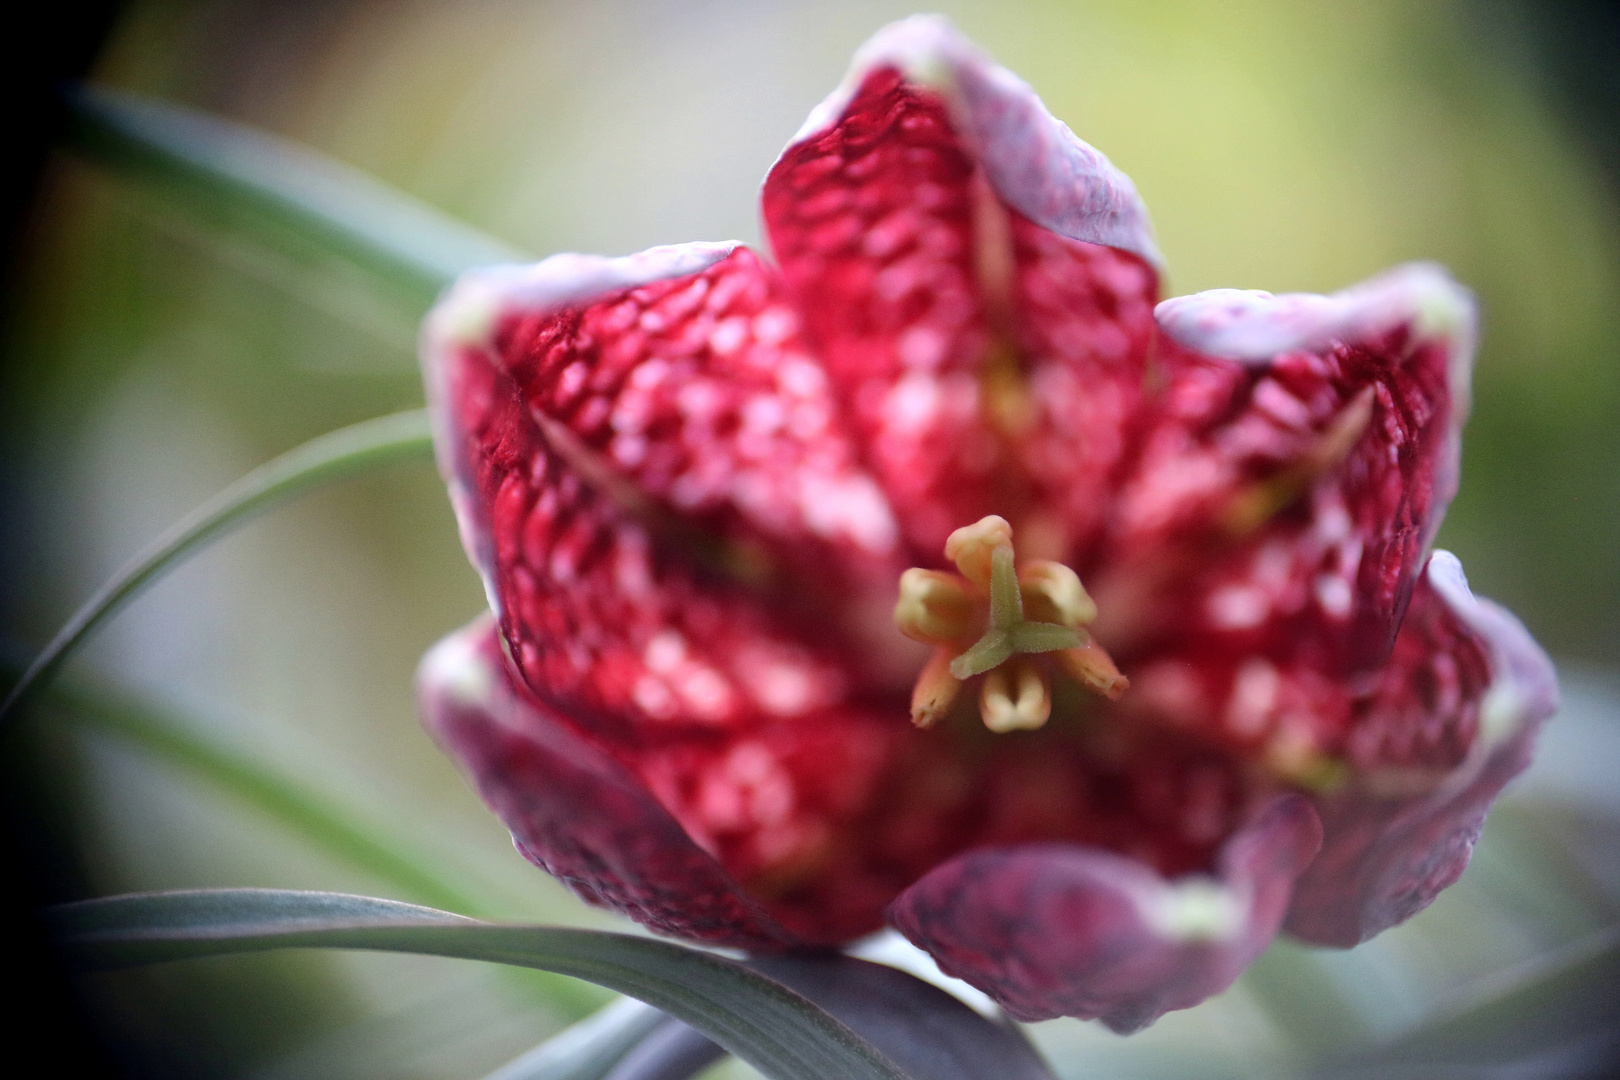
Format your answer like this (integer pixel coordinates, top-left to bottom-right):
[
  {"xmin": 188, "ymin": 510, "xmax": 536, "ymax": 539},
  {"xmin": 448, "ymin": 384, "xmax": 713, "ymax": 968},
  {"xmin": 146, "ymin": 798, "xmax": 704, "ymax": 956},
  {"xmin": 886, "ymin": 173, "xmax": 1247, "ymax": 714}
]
[
  {"xmin": 1127, "ymin": 264, "xmax": 1475, "ymax": 668},
  {"xmin": 417, "ymin": 616, "xmax": 802, "ymax": 950},
  {"xmin": 886, "ymin": 793, "xmax": 1322, "ymax": 1031},
  {"xmin": 763, "ymin": 15, "xmax": 1160, "ymax": 559},
  {"xmin": 424, "ymin": 242, "xmax": 910, "ymax": 730},
  {"xmin": 1285, "ymin": 551, "xmax": 1559, "ymax": 945}
]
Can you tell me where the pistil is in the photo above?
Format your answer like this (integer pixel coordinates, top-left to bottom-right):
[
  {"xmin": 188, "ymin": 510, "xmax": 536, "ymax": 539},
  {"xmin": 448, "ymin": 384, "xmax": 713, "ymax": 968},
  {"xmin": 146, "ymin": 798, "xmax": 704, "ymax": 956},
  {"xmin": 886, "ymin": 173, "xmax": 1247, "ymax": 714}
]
[{"xmin": 896, "ymin": 515, "xmax": 1128, "ymax": 730}]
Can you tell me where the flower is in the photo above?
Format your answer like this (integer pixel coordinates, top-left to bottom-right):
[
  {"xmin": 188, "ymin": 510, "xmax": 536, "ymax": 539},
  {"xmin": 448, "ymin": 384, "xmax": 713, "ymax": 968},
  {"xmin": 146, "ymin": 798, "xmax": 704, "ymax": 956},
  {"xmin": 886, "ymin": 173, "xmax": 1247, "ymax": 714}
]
[{"xmin": 415, "ymin": 16, "xmax": 1557, "ymax": 1032}]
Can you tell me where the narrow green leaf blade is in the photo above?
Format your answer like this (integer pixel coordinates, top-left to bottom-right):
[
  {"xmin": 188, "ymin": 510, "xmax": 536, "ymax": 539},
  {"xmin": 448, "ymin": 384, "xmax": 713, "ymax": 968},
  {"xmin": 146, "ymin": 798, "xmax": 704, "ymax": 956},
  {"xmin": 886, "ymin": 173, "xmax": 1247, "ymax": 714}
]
[
  {"xmin": 65, "ymin": 87, "xmax": 523, "ymax": 295},
  {"xmin": 49, "ymin": 889, "xmax": 913, "ymax": 1080},
  {"xmin": 0, "ymin": 410, "xmax": 434, "ymax": 727},
  {"xmin": 481, "ymin": 998, "xmax": 665, "ymax": 1080},
  {"xmin": 43, "ymin": 677, "xmax": 496, "ymax": 919}
]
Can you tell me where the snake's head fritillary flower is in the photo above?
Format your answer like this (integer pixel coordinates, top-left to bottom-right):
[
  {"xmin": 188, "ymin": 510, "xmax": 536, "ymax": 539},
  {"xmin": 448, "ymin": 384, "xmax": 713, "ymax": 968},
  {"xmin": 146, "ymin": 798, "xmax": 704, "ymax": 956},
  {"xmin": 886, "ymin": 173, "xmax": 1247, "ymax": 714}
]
[{"xmin": 416, "ymin": 16, "xmax": 1557, "ymax": 1032}]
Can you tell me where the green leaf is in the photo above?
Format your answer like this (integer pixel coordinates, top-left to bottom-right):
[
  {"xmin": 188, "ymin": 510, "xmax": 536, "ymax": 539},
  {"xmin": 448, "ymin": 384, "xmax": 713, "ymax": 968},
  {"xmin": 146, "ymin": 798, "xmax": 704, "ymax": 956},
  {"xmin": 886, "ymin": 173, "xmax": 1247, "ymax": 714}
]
[
  {"xmin": 64, "ymin": 87, "xmax": 524, "ymax": 297},
  {"xmin": 481, "ymin": 998, "xmax": 665, "ymax": 1080},
  {"xmin": 49, "ymin": 889, "xmax": 913, "ymax": 1080},
  {"xmin": 0, "ymin": 409, "xmax": 433, "ymax": 727},
  {"xmin": 42, "ymin": 678, "xmax": 498, "ymax": 920}
]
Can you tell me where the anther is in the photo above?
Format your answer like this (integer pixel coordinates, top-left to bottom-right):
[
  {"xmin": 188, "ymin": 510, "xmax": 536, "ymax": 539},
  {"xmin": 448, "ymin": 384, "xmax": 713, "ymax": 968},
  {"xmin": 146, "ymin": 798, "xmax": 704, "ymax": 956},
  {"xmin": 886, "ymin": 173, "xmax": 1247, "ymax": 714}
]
[
  {"xmin": 943, "ymin": 515, "xmax": 1013, "ymax": 589},
  {"xmin": 1019, "ymin": 561, "xmax": 1098, "ymax": 627},
  {"xmin": 911, "ymin": 647, "xmax": 963, "ymax": 728},
  {"xmin": 1056, "ymin": 638, "xmax": 1130, "ymax": 701},
  {"xmin": 896, "ymin": 515, "xmax": 1129, "ymax": 733},
  {"xmin": 895, "ymin": 569, "xmax": 977, "ymax": 644},
  {"xmin": 980, "ymin": 660, "xmax": 1052, "ymax": 732}
]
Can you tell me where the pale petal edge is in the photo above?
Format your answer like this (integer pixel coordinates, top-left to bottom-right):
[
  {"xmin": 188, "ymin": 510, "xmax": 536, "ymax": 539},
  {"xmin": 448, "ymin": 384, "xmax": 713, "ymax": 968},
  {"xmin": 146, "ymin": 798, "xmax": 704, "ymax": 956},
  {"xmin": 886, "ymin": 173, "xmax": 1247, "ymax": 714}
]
[
  {"xmin": 780, "ymin": 15, "xmax": 1162, "ymax": 268},
  {"xmin": 1284, "ymin": 550, "xmax": 1559, "ymax": 945},
  {"xmin": 1154, "ymin": 262, "xmax": 1477, "ymax": 552},
  {"xmin": 1153, "ymin": 262, "xmax": 1476, "ymax": 385},
  {"xmin": 887, "ymin": 794, "xmax": 1322, "ymax": 1031},
  {"xmin": 417, "ymin": 240, "xmax": 744, "ymax": 619}
]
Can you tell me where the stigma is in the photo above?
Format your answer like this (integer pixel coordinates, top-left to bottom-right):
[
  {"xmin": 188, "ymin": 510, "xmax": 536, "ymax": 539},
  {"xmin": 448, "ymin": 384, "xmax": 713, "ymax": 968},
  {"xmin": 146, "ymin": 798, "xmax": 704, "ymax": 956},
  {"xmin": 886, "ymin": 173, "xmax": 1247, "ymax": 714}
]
[{"xmin": 895, "ymin": 515, "xmax": 1128, "ymax": 731}]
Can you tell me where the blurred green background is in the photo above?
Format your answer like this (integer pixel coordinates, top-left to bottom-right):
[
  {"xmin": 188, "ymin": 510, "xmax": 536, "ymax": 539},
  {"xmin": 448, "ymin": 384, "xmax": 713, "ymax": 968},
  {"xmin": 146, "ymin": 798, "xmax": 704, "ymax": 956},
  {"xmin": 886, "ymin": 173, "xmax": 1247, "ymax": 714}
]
[{"xmin": 2, "ymin": 1, "xmax": 1617, "ymax": 1077}]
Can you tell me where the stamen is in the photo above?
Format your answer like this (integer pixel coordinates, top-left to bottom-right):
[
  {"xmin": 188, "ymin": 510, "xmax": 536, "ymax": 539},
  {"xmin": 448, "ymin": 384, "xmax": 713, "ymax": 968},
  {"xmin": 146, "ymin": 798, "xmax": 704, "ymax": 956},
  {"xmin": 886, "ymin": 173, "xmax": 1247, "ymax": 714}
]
[
  {"xmin": 950, "ymin": 543, "xmax": 1081, "ymax": 679},
  {"xmin": 980, "ymin": 660, "xmax": 1052, "ymax": 732},
  {"xmin": 911, "ymin": 647, "xmax": 963, "ymax": 728},
  {"xmin": 1019, "ymin": 561, "xmax": 1098, "ymax": 627},
  {"xmin": 895, "ymin": 568, "xmax": 977, "ymax": 644},
  {"xmin": 1056, "ymin": 639, "xmax": 1130, "ymax": 701},
  {"xmin": 943, "ymin": 515, "xmax": 1013, "ymax": 588},
  {"xmin": 897, "ymin": 515, "xmax": 1128, "ymax": 733}
]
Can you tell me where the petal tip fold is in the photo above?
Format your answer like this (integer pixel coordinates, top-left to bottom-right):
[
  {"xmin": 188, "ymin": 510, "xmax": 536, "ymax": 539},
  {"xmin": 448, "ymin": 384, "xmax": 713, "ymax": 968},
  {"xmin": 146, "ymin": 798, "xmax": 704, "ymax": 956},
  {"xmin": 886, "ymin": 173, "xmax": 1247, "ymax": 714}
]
[
  {"xmin": 781, "ymin": 15, "xmax": 1161, "ymax": 267},
  {"xmin": 423, "ymin": 241, "xmax": 744, "ymax": 356},
  {"xmin": 1154, "ymin": 261, "xmax": 1476, "ymax": 368},
  {"xmin": 887, "ymin": 794, "xmax": 1322, "ymax": 1031},
  {"xmin": 1283, "ymin": 551, "xmax": 1559, "ymax": 947}
]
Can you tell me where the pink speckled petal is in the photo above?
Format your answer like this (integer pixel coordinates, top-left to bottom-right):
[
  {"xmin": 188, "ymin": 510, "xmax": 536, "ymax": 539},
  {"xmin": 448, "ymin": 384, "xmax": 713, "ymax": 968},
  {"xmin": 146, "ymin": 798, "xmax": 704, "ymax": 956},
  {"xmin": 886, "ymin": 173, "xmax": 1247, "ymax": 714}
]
[
  {"xmin": 763, "ymin": 17, "xmax": 1159, "ymax": 556},
  {"xmin": 784, "ymin": 15, "xmax": 1160, "ymax": 266},
  {"xmin": 1099, "ymin": 264, "xmax": 1477, "ymax": 696},
  {"xmin": 417, "ymin": 616, "xmax": 802, "ymax": 950},
  {"xmin": 887, "ymin": 794, "xmax": 1322, "ymax": 1031},
  {"xmin": 1285, "ymin": 551, "xmax": 1559, "ymax": 946},
  {"xmin": 422, "ymin": 243, "xmax": 911, "ymax": 728}
]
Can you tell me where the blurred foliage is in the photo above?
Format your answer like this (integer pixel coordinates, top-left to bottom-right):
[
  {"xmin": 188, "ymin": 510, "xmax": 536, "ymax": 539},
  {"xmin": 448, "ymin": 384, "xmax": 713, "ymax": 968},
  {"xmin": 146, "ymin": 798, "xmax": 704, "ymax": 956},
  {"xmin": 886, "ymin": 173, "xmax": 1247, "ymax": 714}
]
[{"xmin": 1, "ymin": 0, "xmax": 1617, "ymax": 1077}]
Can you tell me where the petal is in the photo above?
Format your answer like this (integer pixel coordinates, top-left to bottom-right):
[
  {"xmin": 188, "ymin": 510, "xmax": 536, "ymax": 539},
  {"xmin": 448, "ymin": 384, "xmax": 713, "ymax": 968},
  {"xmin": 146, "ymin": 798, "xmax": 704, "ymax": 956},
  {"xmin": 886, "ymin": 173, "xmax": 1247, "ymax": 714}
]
[
  {"xmin": 1100, "ymin": 264, "xmax": 1476, "ymax": 678},
  {"xmin": 887, "ymin": 794, "xmax": 1322, "ymax": 1031},
  {"xmin": 783, "ymin": 16, "xmax": 1160, "ymax": 265},
  {"xmin": 416, "ymin": 616, "xmax": 801, "ymax": 950},
  {"xmin": 1111, "ymin": 550, "xmax": 1493, "ymax": 784},
  {"xmin": 1284, "ymin": 551, "xmax": 1559, "ymax": 946},
  {"xmin": 763, "ymin": 16, "xmax": 1159, "ymax": 556},
  {"xmin": 423, "ymin": 242, "xmax": 913, "ymax": 728}
]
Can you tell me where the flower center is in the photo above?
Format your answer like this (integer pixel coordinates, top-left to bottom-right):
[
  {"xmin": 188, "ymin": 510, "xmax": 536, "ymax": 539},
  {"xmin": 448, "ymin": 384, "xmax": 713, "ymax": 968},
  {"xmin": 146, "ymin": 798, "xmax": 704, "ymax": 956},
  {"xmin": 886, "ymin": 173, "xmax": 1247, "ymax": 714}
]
[{"xmin": 894, "ymin": 515, "xmax": 1128, "ymax": 732}]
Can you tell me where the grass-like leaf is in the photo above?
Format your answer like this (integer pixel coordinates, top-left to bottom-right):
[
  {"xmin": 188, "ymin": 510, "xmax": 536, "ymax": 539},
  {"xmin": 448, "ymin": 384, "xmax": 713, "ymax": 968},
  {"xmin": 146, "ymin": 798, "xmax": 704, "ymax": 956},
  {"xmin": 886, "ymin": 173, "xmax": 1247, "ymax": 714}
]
[
  {"xmin": 65, "ymin": 87, "xmax": 524, "ymax": 297},
  {"xmin": 480, "ymin": 998, "xmax": 665, "ymax": 1080},
  {"xmin": 43, "ymin": 678, "xmax": 497, "ymax": 920},
  {"xmin": 0, "ymin": 409, "xmax": 433, "ymax": 727},
  {"xmin": 49, "ymin": 888, "xmax": 913, "ymax": 1080}
]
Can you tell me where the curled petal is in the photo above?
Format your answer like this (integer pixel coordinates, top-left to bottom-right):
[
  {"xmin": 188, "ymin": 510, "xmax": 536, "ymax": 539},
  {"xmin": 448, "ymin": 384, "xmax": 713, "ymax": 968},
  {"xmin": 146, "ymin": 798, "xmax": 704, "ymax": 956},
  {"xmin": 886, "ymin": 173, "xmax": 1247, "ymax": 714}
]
[
  {"xmin": 1154, "ymin": 263, "xmax": 1474, "ymax": 370},
  {"xmin": 1102, "ymin": 263, "xmax": 1477, "ymax": 683},
  {"xmin": 417, "ymin": 616, "xmax": 801, "ymax": 950},
  {"xmin": 1285, "ymin": 551, "xmax": 1559, "ymax": 946},
  {"xmin": 887, "ymin": 794, "xmax": 1323, "ymax": 1031}
]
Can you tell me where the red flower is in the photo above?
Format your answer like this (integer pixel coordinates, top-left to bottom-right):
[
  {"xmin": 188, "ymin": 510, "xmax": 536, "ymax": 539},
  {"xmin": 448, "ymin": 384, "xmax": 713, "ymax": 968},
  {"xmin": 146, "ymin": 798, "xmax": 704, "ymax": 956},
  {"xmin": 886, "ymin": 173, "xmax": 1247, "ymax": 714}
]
[{"xmin": 416, "ymin": 17, "xmax": 1557, "ymax": 1031}]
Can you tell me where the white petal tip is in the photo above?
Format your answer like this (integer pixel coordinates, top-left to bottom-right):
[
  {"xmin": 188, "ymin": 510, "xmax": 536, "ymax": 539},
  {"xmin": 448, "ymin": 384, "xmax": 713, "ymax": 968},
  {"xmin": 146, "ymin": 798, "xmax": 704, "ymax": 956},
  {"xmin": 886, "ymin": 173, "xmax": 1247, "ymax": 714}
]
[
  {"xmin": 424, "ymin": 241, "xmax": 744, "ymax": 355},
  {"xmin": 781, "ymin": 17, "xmax": 1160, "ymax": 267},
  {"xmin": 1155, "ymin": 262, "xmax": 1475, "ymax": 363}
]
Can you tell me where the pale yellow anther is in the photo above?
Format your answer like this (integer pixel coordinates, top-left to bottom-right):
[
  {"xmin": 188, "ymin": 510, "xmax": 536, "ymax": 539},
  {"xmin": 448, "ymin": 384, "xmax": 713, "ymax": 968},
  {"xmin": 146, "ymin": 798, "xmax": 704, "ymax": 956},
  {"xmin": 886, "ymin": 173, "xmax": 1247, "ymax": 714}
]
[
  {"xmin": 1019, "ymin": 561, "xmax": 1098, "ymax": 628},
  {"xmin": 895, "ymin": 569, "xmax": 978, "ymax": 644},
  {"xmin": 911, "ymin": 647, "xmax": 964, "ymax": 729},
  {"xmin": 979, "ymin": 660, "xmax": 1052, "ymax": 733},
  {"xmin": 944, "ymin": 515, "xmax": 1013, "ymax": 589},
  {"xmin": 901, "ymin": 515, "xmax": 1128, "ymax": 734},
  {"xmin": 1056, "ymin": 640, "xmax": 1130, "ymax": 701}
]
